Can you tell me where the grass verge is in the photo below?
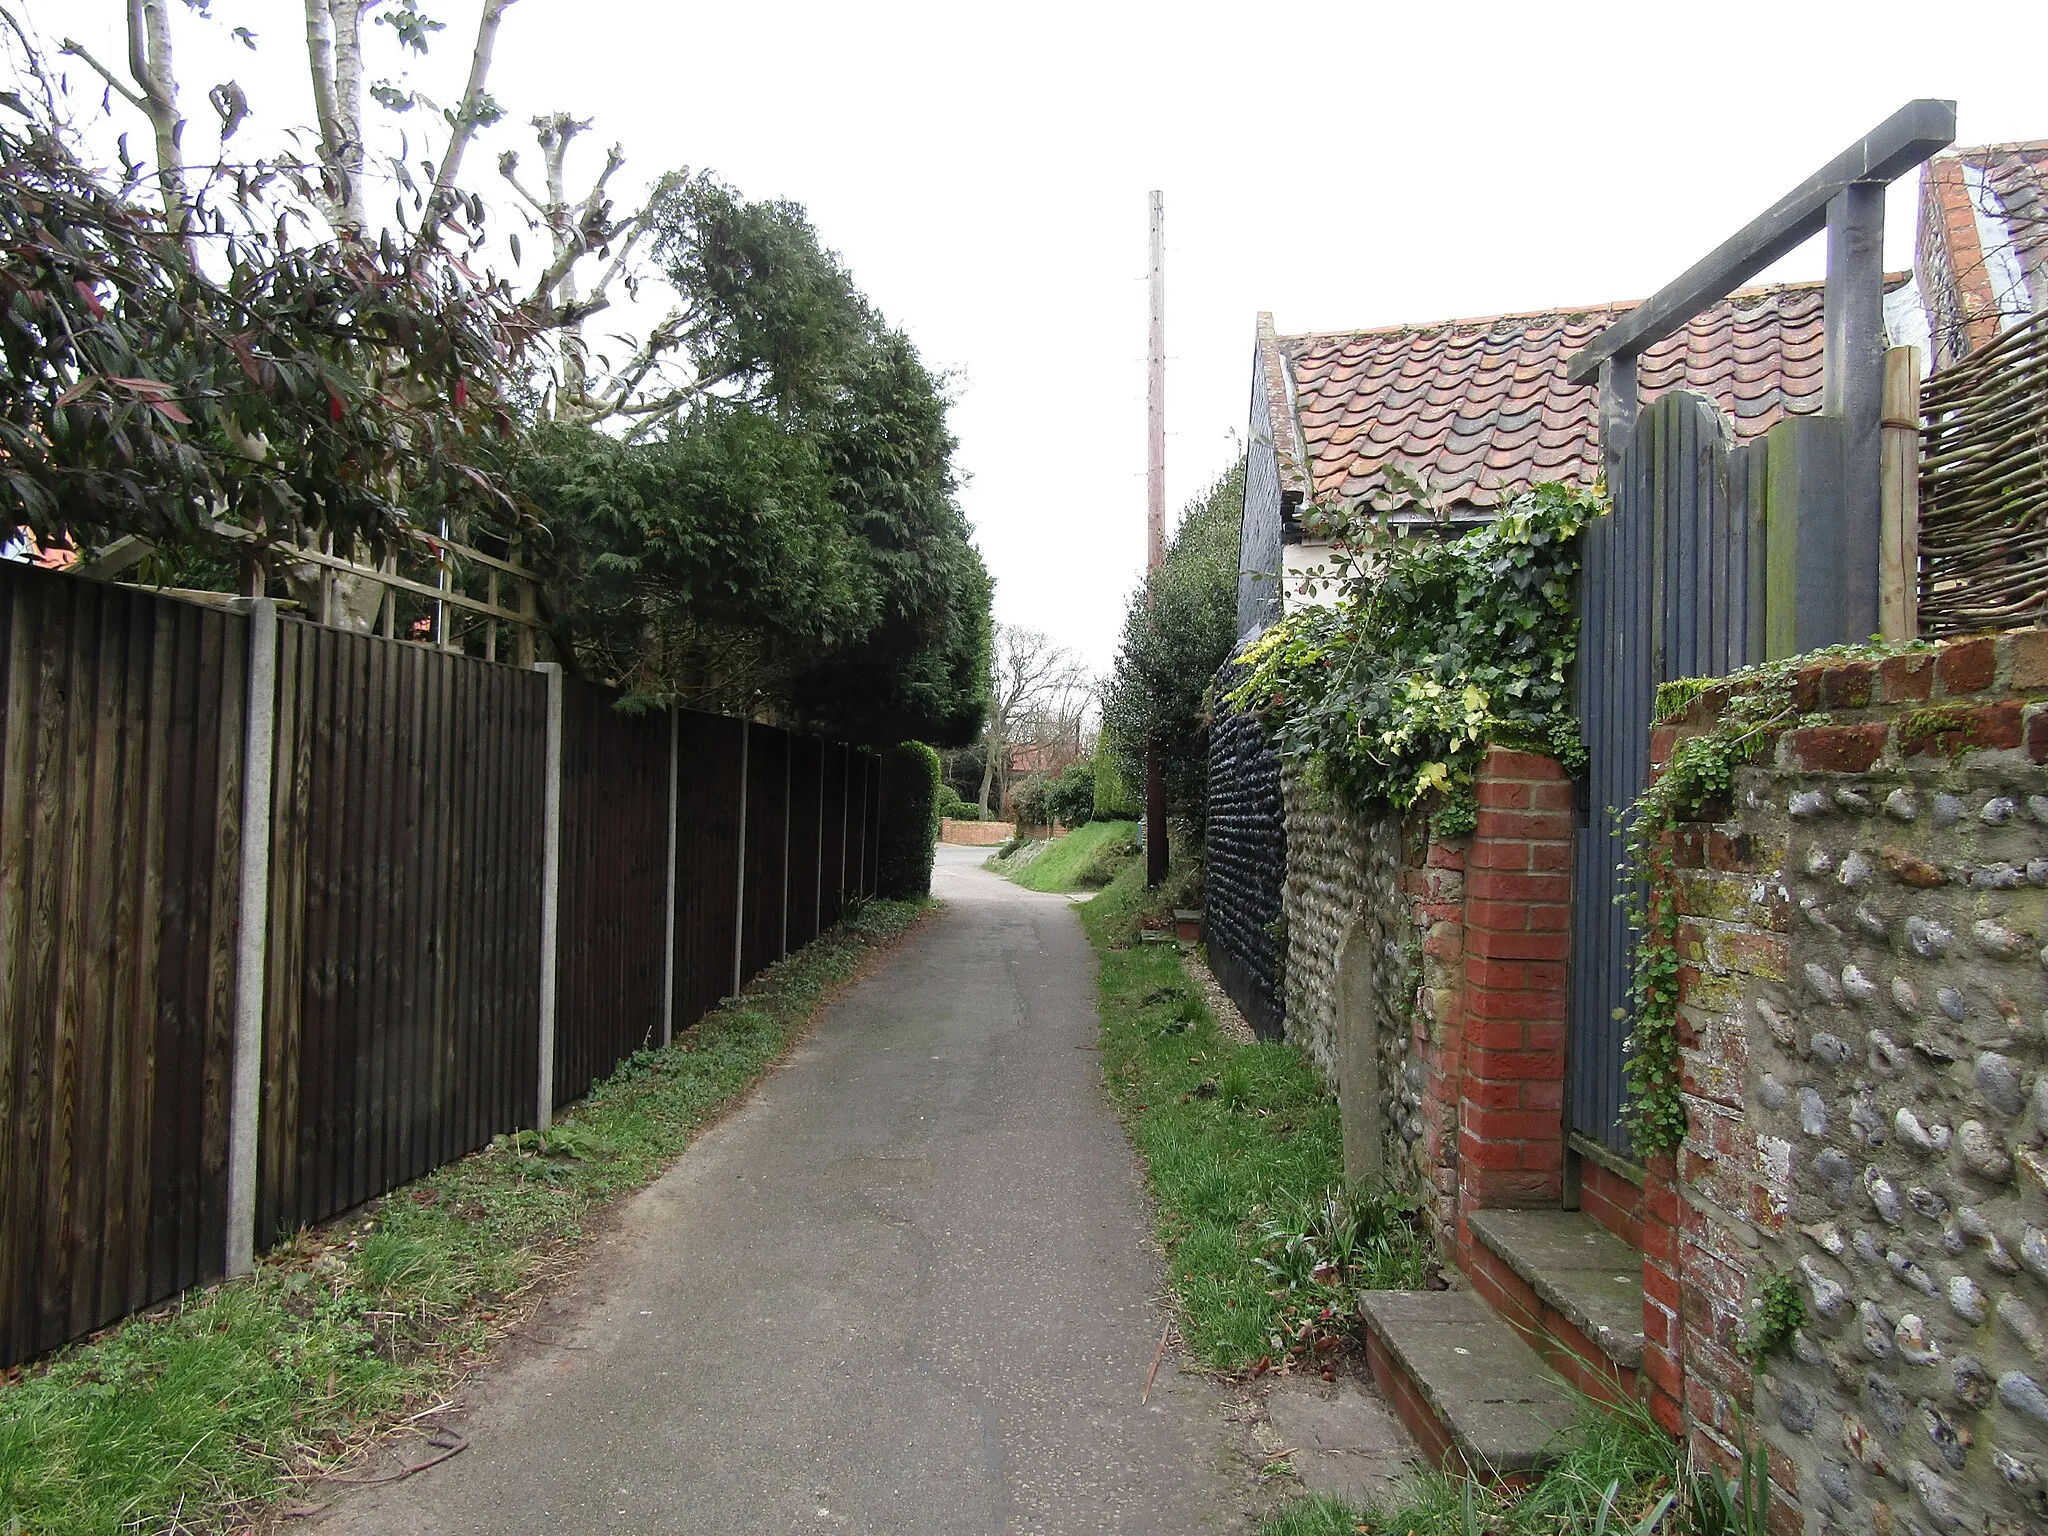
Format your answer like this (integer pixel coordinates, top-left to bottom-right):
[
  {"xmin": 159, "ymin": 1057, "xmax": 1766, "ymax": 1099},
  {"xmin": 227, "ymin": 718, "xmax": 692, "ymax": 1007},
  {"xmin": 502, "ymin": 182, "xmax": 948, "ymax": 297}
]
[
  {"xmin": 994, "ymin": 818, "xmax": 1139, "ymax": 891},
  {"xmin": 0, "ymin": 898, "xmax": 928, "ymax": 1536},
  {"xmin": 1077, "ymin": 858, "xmax": 1423, "ymax": 1370},
  {"xmin": 1258, "ymin": 1394, "xmax": 1692, "ymax": 1536}
]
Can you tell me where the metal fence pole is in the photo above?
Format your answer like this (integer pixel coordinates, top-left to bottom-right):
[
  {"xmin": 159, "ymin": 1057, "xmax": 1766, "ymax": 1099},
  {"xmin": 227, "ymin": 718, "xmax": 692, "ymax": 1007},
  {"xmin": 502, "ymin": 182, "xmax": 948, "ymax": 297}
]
[
  {"xmin": 536, "ymin": 662, "xmax": 563, "ymax": 1130},
  {"xmin": 224, "ymin": 597, "xmax": 276, "ymax": 1278}
]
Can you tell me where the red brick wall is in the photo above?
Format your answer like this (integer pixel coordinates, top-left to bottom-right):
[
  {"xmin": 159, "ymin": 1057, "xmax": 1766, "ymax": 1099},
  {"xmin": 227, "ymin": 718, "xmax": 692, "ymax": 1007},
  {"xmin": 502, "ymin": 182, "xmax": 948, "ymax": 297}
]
[
  {"xmin": 1576, "ymin": 1155, "xmax": 1645, "ymax": 1251},
  {"xmin": 1455, "ymin": 749, "xmax": 1573, "ymax": 1230}
]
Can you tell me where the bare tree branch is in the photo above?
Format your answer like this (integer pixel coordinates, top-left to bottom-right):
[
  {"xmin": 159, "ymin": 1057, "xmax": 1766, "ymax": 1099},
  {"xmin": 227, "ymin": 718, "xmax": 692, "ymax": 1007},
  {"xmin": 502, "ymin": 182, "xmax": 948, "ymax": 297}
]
[
  {"xmin": 57, "ymin": 37, "xmax": 147, "ymax": 113},
  {"xmin": 420, "ymin": 0, "xmax": 515, "ymax": 242}
]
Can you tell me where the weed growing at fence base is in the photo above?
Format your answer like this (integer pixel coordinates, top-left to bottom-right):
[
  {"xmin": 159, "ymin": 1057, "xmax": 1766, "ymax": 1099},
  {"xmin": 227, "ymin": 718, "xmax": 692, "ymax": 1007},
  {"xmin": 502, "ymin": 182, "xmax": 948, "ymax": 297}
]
[
  {"xmin": 1257, "ymin": 1395, "xmax": 1684, "ymax": 1536},
  {"xmin": 1078, "ymin": 859, "xmax": 1422, "ymax": 1370},
  {"xmin": 0, "ymin": 899, "xmax": 927, "ymax": 1536}
]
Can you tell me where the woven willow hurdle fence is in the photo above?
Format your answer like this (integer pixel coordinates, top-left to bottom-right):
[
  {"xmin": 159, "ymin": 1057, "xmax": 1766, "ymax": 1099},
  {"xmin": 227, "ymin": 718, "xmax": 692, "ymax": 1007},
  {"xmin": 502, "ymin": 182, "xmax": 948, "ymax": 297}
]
[{"xmin": 1919, "ymin": 308, "xmax": 2048, "ymax": 637}]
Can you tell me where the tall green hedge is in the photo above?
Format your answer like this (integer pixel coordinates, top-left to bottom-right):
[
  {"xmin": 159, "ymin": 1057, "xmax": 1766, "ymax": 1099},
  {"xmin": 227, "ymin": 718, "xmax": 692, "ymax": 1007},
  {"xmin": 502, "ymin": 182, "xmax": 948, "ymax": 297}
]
[
  {"xmin": 1092, "ymin": 728, "xmax": 1142, "ymax": 819},
  {"xmin": 1101, "ymin": 459, "xmax": 1243, "ymax": 840},
  {"xmin": 876, "ymin": 741, "xmax": 942, "ymax": 899}
]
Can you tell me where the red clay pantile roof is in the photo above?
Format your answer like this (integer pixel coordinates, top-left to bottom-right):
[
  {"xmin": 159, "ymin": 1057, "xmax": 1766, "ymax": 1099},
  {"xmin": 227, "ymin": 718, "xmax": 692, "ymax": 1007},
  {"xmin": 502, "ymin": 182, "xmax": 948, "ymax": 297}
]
[{"xmin": 1275, "ymin": 281, "xmax": 1835, "ymax": 515}]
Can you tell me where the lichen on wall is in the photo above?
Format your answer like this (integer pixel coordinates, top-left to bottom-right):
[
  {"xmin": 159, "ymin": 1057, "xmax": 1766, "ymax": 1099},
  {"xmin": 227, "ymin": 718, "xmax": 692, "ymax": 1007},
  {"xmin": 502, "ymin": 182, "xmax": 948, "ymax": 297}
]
[
  {"xmin": 1659, "ymin": 637, "xmax": 2048, "ymax": 1535},
  {"xmin": 1279, "ymin": 768, "xmax": 1438, "ymax": 1221}
]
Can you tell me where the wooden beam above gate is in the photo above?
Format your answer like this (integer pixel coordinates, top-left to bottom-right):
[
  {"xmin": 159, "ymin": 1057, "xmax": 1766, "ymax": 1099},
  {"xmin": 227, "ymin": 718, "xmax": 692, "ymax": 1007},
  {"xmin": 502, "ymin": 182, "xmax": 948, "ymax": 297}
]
[{"xmin": 1563, "ymin": 100, "xmax": 1955, "ymax": 385}]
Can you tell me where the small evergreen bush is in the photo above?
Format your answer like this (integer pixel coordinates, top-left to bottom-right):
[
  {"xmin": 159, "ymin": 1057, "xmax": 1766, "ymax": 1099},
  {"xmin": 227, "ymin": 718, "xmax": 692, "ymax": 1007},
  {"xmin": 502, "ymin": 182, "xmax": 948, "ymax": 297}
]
[
  {"xmin": 876, "ymin": 741, "xmax": 942, "ymax": 898},
  {"xmin": 1043, "ymin": 762, "xmax": 1096, "ymax": 828}
]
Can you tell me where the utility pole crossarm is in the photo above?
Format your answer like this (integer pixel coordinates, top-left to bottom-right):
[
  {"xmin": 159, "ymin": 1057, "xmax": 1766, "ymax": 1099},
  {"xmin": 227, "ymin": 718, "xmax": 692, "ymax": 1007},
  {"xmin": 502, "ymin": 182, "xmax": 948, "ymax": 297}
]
[{"xmin": 1563, "ymin": 99, "xmax": 1956, "ymax": 385}]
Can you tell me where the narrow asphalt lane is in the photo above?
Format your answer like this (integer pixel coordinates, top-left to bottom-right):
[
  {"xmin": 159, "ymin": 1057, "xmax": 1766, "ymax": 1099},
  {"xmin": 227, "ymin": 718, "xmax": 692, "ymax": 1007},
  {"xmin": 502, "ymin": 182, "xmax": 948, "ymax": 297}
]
[{"xmin": 311, "ymin": 843, "xmax": 1240, "ymax": 1535}]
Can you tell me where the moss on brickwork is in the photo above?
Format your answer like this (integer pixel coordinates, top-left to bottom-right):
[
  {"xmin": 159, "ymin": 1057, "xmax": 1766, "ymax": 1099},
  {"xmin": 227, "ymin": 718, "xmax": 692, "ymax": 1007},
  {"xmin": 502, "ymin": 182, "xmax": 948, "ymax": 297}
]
[{"xmin": 1636, "ymin": 625, "xmax": 2048, "ymax": 1534}]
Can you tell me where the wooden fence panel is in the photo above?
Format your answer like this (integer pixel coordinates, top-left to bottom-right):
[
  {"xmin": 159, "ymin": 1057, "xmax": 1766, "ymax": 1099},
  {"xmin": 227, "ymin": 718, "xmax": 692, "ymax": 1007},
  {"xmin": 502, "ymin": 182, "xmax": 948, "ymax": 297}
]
[
  {"xmin": 553, "ymin": 682, "xmax": 669, "ymax": 1107},
  {"xmin": 863, "ymin": 752, "xmax": 883, "ymax": 897},
  {"xmin": 0, "ymin": 567, "xmax": 245, "ymax": 1368},
  {"xmin": 1, "ymin": 558, "xmax": 888, "ymax": 1363},
  {"xmin": 819, "ymin": 743, "xmax": 849, "ymax": 930},
  {"xmin": 785, "ymin": 737, "xmax": 822, "ymax": 954},
  {"xmin": 257, "ymin": 622, "xmax": 545, "ymax": 1244},
  {"xmin": 674, "ymin": 711, "xmax": 745, "ymax": 1029},
  {"xmin": 741, "ymin": 725, "xmax": 790, "ymax": 980}
]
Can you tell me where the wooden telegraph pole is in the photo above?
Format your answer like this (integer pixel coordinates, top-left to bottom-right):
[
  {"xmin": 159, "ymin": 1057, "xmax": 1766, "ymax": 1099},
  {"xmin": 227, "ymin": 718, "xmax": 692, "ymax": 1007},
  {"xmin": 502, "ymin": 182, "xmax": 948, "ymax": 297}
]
[{"xmin": 1144, "ymin": 190, "xmax": 1169, "ymax": 887}]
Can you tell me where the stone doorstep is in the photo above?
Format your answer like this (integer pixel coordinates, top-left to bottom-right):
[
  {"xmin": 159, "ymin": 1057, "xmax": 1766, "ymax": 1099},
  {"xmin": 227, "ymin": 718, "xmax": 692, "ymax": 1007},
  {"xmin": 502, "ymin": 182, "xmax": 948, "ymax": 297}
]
[
  {"xmin": 1357, "ymin": 1289, "xmax": 1579, "ymax": 1477},
  {"xmin": 1465, "ymin": 1208, "xmax": 1647, "ymax": 1373}
]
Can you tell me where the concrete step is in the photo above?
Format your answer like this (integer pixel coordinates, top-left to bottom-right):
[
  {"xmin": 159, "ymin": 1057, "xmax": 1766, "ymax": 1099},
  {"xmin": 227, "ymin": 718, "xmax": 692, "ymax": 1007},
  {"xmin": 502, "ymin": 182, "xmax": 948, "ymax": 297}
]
[
  {"xmin": 1464, "ymin": 1208, "xmax": 1646, "ymax": 1401},
  {"xmin": 1358, "ymin": 1289, "xmax": 1579, "ymax": 1479}
]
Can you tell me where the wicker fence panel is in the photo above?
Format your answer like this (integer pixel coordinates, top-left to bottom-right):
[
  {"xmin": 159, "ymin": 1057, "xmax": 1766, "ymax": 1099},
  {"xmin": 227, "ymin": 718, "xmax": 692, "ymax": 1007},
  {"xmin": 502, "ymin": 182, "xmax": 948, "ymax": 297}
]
[{"xmin": 1919, "ymin": 309, "xmax": 2048, "ymax": 636}]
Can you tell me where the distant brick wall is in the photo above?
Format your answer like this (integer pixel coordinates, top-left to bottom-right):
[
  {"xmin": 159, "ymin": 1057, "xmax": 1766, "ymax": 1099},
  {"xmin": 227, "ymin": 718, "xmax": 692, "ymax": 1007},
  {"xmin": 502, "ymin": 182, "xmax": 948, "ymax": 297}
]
[
  {"xmin": 1205, "ymin": 700, "xmax": 1285, "ymax": 1039},
  {"xmin": 1642, "ymin": 629, "xmax": 2048, "ymax": 1534},
  {"xmin": 939, "ymin": 818, "xmax": 1012, "ymax": 846}
]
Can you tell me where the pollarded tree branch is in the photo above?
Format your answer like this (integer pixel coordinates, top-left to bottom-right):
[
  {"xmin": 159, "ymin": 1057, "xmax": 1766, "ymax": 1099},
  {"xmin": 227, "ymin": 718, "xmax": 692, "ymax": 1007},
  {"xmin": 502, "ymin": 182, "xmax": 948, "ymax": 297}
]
[
  {"xmin": 420, "ymin": 0, "xmax": 515, "ymax": 242},
  {"xmin": 302, "ymin": 0, "xmax": 369, "ymax": 234}
]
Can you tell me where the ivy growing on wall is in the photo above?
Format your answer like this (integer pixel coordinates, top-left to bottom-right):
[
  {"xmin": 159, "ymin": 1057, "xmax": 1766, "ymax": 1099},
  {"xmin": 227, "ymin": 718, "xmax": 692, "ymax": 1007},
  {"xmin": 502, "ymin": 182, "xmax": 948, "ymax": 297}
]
[
  {"xmin": 1222, "ymin": 482, "xmax": 1599, "ymax": 827},
  {"xmin": 1617, "ymin": 644, "xmax": 1919, "ymax": 1153}
]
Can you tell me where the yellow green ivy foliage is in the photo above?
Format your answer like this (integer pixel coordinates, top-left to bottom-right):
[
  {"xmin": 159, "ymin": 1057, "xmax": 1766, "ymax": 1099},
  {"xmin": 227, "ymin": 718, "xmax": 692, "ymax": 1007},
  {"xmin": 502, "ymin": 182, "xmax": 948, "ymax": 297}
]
[{"xmin": 1224, "ymin": 483, "xmax": 1599, "ymax": 821}]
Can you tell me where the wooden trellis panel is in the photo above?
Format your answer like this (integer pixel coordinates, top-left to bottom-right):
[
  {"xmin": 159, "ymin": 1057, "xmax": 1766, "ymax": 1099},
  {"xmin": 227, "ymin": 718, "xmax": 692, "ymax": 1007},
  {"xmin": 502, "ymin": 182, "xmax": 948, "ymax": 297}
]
[{"xmin": 1919, "ymin": 309, "xmax": 2048, "ymax": 635}]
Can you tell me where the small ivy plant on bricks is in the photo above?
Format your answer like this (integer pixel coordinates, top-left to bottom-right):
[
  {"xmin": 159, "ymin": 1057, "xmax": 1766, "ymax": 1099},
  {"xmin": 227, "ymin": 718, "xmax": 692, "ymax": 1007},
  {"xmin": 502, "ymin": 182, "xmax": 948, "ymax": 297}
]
[{"xmin": 1624, "ymin": 626, "xmax": 2048, "ymax": 1536}]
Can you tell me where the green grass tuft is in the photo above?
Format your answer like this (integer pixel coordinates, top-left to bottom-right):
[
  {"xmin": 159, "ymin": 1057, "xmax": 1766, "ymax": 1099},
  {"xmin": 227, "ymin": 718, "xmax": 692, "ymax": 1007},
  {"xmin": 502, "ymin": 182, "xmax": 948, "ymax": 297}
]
[
  {"xmin": 0, "ymin": 899, "xmax": 928, "ymax": 1536},
  {"xmin": 1259, "ymin": 1393, "xmax": 1685, "ymax": 1536},
  {"xmin": 999, "ymin": 819, "xmax": 1140, "ymax": 892},
  {"xmin": 1076, "ymin": 858, "xmax": 1422, "ymax": 1369}
]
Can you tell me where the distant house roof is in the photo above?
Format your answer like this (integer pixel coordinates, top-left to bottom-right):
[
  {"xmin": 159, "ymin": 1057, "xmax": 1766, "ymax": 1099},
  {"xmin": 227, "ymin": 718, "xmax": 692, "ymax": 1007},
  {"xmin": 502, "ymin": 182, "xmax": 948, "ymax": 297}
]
[
  {"xmin": 1917, "ymin": 139, "xmax": 2048, "ymax": 370},
  {"xmin": 1263, "ymin": 280, "xmax": 1841, "ymax": 520}
]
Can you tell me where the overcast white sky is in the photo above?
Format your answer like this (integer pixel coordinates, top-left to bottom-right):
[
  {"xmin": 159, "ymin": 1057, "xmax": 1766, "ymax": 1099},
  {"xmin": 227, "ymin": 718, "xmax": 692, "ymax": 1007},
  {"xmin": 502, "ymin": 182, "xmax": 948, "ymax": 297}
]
[{"xmin": 31, "ymin": 1, "xmax": 2048, "ymax": 675}]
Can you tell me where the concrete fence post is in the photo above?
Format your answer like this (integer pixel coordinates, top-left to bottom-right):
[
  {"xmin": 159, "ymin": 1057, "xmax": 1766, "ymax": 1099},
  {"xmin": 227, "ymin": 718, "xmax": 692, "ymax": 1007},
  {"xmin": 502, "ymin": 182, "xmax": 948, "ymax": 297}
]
[
  {"xmin": 732, "ymin": 721, "xmax": 749, "ymax": 996},
  {"xmin": 815, "ymin": 743, "xmax": 826, "ymax": 936},
  {"xmin": 662, "ymin": 704, "xmax": 678, "ymax": 1047},
  {"xmin": 780, "ymin": 737, "xmax": 791, "ymax": 959},
  {"xmin": 536, "ymin": 662, "xmax": 563, "ymax": 1130},
  {"xmin": 225, "ymin": 597, "xmax": 277, "ymax": 1278}
]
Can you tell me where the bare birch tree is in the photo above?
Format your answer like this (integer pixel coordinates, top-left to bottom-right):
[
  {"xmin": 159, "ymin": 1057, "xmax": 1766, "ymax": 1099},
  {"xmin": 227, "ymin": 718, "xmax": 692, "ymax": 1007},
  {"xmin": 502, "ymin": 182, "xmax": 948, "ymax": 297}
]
[{"xmin": 977, "ymin": 625, "xmax": 1091, "ymax": 816}]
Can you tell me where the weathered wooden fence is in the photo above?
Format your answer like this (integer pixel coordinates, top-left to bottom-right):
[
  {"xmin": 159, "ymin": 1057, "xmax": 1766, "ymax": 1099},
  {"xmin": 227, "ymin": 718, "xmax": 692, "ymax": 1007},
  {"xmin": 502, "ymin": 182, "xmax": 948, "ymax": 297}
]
[
  {"xmin": 259, "ymin": 621, "xmax": 548, "ymax": 1241},
  {"xmin": 552, "ymin": 678, "xmax": 668, "ymax": 1109},
  {"xmin": 0, "ymin": 564, "xmax": 247, "ymax": 1368},
  {"xmin": 0, "ymin": 562, "xmax": 887, "ymax": 1368}
]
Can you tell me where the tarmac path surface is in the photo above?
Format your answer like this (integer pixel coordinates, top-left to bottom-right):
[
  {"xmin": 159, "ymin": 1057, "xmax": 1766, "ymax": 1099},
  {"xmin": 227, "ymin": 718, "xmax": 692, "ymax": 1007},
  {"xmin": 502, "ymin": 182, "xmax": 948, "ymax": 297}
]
[{"xmin": 309, "ymin": 843, "xmax": 1242, "ymax": 1535}]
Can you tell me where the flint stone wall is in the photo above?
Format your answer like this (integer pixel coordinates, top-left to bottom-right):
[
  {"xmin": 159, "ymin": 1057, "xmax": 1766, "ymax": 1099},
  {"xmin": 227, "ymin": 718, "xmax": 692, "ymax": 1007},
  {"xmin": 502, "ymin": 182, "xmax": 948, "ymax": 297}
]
[
  {"xmin": 1655, "ymin": 633, "xmax": 2048, "ymax": 1535},
  {"xmin": 1206, "ymin": 701, "xmax": 1286, "ymax": 1039},
  {"xmin": 1280, "ymin": 769, "xmax": 1465, "ymax": 1240}
]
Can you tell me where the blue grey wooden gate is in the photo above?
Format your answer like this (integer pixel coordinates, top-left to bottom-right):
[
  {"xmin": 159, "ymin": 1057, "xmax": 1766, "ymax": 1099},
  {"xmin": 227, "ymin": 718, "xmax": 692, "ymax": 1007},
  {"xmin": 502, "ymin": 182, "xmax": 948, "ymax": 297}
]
[{"xmin": 1569, "ymin": 391, "xmax": 1771, "ymax": 1158}]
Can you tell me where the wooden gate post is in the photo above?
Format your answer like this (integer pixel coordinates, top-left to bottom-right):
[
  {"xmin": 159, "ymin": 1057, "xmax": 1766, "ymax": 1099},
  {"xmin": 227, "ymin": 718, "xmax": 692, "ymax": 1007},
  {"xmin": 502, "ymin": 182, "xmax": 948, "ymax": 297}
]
[
  {"xmin": 1880, "ymin": 346, "xmax": 1922, "ymax": 641},
  {"xmin": 662, "ymin": 705, "xmax": 678, "ymax": 1047},
  {"xmin": 1826, "ymin": 180, "xmax": 1889, "ymax": 642},
  {"xmin": 535, "ymin": 662, "xmax": 563, "ymax": 1130},
  {"xmin": 225, "ymin": 597, "xmax": 277, "ymax": 1278}
]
